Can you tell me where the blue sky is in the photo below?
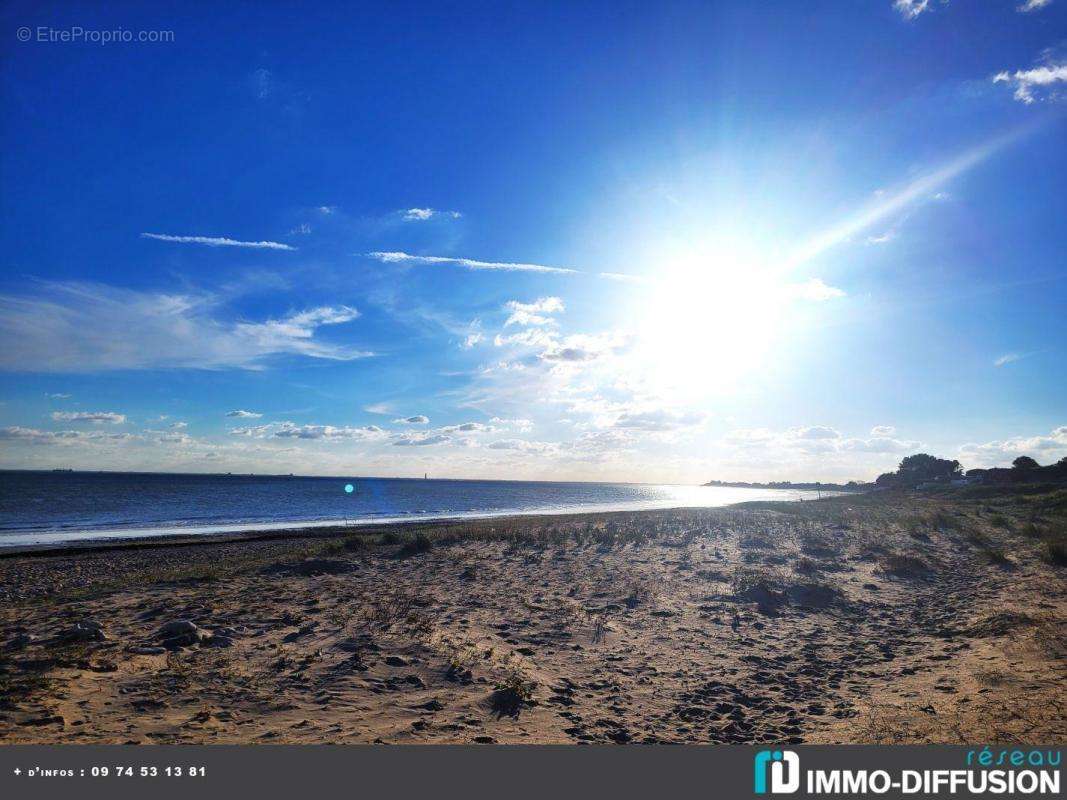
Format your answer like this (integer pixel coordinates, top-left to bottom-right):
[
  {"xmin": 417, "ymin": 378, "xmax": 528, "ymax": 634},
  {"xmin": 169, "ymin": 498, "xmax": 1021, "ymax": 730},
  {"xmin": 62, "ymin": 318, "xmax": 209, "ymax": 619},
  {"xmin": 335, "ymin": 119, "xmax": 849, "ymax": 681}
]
[{"xmin": 1, "ymin": 0, "xmax": 1065, "ymax": 482}]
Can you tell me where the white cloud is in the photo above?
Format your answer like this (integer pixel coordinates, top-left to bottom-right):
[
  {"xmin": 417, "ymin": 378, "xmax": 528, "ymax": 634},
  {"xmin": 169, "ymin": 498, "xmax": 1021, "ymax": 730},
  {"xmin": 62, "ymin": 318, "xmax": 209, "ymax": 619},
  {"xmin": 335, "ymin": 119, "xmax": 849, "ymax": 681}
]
[
  {"xmin": 45, "ymin": 393, "xmax": 71, "ymax": 399},
  {"xmin": 402, "ymin": 208, "xmax": 462, "ymax": 221},
  {"xmin": 145, "ymin": 429, "xmax": 193, "ymax": 444},
  {"xmin": 392, "ymin": 433, "xmax": 450, "ymax": 447},
  {"xmin": 493, "ymin": 327, "xmax": 557, "ymax": 350},
  {"xmin": 569, "ymin": 429, "xmax": 636, "ymax": 456},
  {"xmin": 441, "ymin": 422, "xmax": 489, "ymax": 433},
  {"xmin": 0, "ymin": 282, "xmax": 370, "ymax": 372},
  {"xmin": 0, "ymin": 426, "xmax": 136, "ymax": 443},
  {"xmin": 462, "ymin": 332, "xmax": 485, "ymax": 349},
  {"xmin": 490, "ymin": 417, "xmax": 534, "ymax": 432},
  {"xmin": 228, "ymin": 423, "xmax": 274, "ymax": 437},
  {"xmin": 384, "ymin": 420, "xmax": 498, "ymax": 447},
  {"xmin": 539, "ymin": 332, "xmax": 628, "ymax": 364},
  {"xmin": 363, "ymin": 403, "xmax": 392, "ymax": 415},
  {"xmin": 169, "ymin": 421, "xmax": 188, "ymax": 429},
  {"xmin": 273, "ymin": 423, "xmax": 386, "ymax": 441},
  {"xmin": 893, "ymin": 0, "xmax": 930, "ymax": 20},
  {"xmin": 866, "ymin": 231, "xmax": 896, "ymax": 245},
  {"xmin": 226, "ymin": 410, "xmax": 262, "ymax": 418},
  {"xmin": 994, "ymin": 60, "xmax": 1067, "ymax": 104},
  {"xmin": 51, "ymin": 411, "xmax": 126, "ymax": 424},
  {"xmin": 367, "ymin": 251, "xmax": 577, "ymax": 275},
  {"xmin": 318, "ymin": 206, "xmax": 336, "ymax": 215},
  {"xmin": 227, "ymin": 420, "xmax": 388, "ymax": 441},
  {"xmin": 504, "ymin": 297, "xmax": 565, "ymax": 327},
  {"xmin": 1017, "ymin": 0, "xmax": 1052, "ymax": 12},
  {"xmin": 792, "ymin": 425, "xmax": 841, "ymax": 441},
  {"xmin": 613, "ymin": 409, "xmax": 707, "ymax": 432},
  {"xmin": 141, "ymin": 233, "xmax": 295, "ymax": 251},
  {"xmin": 725, "ymin": 425, "xmax": 919, "ymax": 457},
  {"xmin": 0, "ymin": 426, "xmax": 54, "ymax": 442},
  {"xmin": 960, "ymin": 425, "xmax": 1067, "ymax": 466},
  {"xmin": 486, "ymin": 438, "xmax": 558, "ymax": 453},
  {"xmin": 394, "ymin": 415, "xmax": 430, "ymax": 425},
  {"xmin": 540, "ymin": 346, "xmax": 600, "ymax": 363},
  {"xmin": 794, "ymin": 278, "xmax": 846, "ymax": 301},
  {"xmin": 838, "ymin": 436, "xmax": 919, "ymax": 454}
]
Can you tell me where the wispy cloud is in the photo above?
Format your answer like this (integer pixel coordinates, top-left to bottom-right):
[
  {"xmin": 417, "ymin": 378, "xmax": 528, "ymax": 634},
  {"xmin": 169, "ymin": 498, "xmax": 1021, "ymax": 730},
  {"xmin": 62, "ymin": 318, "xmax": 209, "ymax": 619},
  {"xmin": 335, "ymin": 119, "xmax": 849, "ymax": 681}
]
[
  {"xmin": 252, "ymin": 68, "xmax": 273, "ymax": 100},
  {"xmin": 866, "ymin": 231, "xmax": 896, "ymax": 245},
  {"xmin": 226, "ymin": 410, "xmax": 262, "ymax": 418},
  {"xmin": 141, "ymin": 233, "xmax": 295, "ymax": 251},
  {"xmin": 45, "ymin": 392, "xmax": 71, "ymax": 399},
  {"xmin": 367, "ymin": 251, "xmax": 578, "ymax": 275},
  {"xmin": 369, "ymin": 251, "xmax": 648, "ymax": 283},
  {"xmin": 461, "ymin": 332, "xmax": 484, "ymax": 349},
  {"xmin": 51, "ymin": 411, "xmax": 126, "ymax": 424},
  {"xmin": 0, "ymin": 282, "xmax": 370, "ymax": 372},
  {"xmin": 1017, "ymin": 0, "xmax": 1052, "ymax": 12},
  {"xmin": 393, "ymin": 415, "xmax": 430, "ymax": 424},
  {"xmin": 787, "ymin": 127, "xmax": 1031, "ymax": 270},
  {"xmin": 993, "ymin": 351, "xmax": 1035, "ymax": 367},
  {"xmin": 893, "ymin": 0, "xmax": 930, "ymax": 20},
  {"xmin": 363, "ymin": 403, "xmax": 392, "ymax": 415},
  {"xmin": 402, "ymin": 208, "xmax": 462, "ymax": 221}
]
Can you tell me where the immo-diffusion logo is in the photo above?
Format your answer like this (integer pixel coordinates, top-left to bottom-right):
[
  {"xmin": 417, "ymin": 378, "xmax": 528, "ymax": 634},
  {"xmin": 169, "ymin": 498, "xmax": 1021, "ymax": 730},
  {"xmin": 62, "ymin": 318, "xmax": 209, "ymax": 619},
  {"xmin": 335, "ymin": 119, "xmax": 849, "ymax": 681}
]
[
  {"xmin": 754, "ymin": 750, "xmax": 801, "ymax": 794},
  {"xmin": 752, "ymin": 747, "xmax": 1060, "ymax": 796}
]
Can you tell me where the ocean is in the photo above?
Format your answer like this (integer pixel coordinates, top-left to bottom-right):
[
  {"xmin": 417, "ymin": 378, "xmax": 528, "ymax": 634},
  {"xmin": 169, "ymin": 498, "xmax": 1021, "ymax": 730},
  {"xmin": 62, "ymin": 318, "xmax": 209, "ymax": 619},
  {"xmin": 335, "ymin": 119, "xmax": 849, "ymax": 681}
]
[{"xmin": 0, "ymin": 470, "xmax": 820, "ymax": 548}]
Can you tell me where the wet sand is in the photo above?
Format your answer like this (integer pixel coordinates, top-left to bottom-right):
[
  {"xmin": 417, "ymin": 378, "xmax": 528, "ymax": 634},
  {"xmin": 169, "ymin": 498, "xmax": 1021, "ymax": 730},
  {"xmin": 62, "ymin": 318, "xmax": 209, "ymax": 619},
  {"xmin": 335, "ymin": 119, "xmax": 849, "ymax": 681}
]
[{"xmin": 1, "ymin": 491, "xmax": 1064, "ymax": 744}]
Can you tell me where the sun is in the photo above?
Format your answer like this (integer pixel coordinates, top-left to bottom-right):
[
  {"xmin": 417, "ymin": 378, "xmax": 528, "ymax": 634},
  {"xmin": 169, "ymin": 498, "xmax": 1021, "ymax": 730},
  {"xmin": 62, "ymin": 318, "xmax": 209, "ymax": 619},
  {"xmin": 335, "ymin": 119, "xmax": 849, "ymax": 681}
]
[{"xmin": 634, "ymin": 239, "xmax": 789, "ymax": 401}]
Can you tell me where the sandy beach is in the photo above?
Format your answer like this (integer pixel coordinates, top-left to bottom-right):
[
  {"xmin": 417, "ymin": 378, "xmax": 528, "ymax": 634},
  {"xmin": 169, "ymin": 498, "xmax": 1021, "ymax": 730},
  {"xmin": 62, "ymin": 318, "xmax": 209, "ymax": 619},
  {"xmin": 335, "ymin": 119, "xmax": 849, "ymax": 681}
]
[{"xmin": 1, "ymin": 490, "xmax": 1064, "ymax": 744}]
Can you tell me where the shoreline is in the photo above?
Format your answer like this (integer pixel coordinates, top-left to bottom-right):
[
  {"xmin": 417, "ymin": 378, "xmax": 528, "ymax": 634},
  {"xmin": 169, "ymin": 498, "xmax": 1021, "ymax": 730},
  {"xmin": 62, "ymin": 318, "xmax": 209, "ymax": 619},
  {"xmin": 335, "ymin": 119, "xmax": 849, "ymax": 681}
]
[
  {"xmin": 0, "ymin": 504, "xmax": 774, "ymax": 558},
  {"xmin": 0, "ymin": 490, "xmax": 829, "ymax": 555}
]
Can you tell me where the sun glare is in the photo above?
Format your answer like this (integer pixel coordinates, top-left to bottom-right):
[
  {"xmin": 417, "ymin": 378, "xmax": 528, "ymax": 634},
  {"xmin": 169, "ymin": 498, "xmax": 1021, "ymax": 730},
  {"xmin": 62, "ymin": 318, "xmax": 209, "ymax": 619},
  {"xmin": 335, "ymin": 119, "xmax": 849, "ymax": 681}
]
[{"xmin": 637, "ymin": 241, "xmax": 788, "ymax": 400}]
